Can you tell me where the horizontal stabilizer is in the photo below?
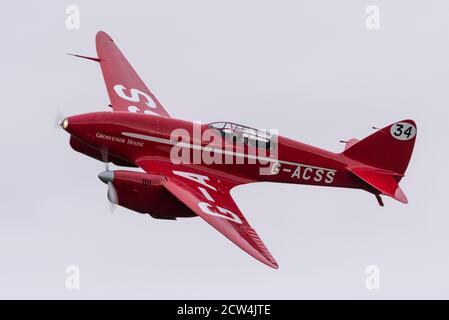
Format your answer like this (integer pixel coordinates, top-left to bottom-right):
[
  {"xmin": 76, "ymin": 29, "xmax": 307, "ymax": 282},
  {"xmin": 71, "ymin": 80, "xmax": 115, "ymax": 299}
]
[
  {"xmin": 342, "ymin": 138, "xmax": 359, "ymax": 151},
  {"xmin": 348, "ymin": 166, "xmax": 408, "ymax": 204}
]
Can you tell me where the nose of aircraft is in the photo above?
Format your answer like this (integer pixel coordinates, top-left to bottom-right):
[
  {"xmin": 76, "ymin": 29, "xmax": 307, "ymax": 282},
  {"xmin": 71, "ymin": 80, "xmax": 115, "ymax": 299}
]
[
  {"xmin": 60, "ymin": 118, "xmax": 69, "ymax": 130},
  {"xmin": 98, "ymin": 171, "xmax": 115, "ymax": 184},
  {"xmin": 58, "ymin": 112, "xmax": 104, "ymax": 142}
]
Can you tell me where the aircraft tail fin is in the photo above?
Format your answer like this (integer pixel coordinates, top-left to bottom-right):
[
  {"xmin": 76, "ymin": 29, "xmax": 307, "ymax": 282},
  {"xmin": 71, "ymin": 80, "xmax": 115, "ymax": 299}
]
[
  {"xmin": 343, "ymin": 120, "xmax": 417, "ymax": 176},
  {"xmin": 343, "ymin": 120, "xmax": 416, "ymax": 205}
]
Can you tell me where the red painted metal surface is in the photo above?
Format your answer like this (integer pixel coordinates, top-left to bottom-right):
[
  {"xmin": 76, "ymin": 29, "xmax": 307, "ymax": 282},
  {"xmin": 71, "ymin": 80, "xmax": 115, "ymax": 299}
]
[{"xmin": 108, "ymin": 170, "xmax": 196, "ymax": 219}]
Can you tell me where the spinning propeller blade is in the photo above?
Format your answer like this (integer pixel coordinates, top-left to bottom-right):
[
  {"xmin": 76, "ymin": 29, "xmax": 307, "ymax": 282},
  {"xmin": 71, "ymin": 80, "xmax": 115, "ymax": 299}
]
[{"xmin": 98, "ymin": 149, "xmax": 118, "ymax": 212}]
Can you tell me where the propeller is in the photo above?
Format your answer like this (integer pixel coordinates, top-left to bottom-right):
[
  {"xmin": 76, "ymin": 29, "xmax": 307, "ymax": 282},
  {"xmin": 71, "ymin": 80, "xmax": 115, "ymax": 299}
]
[
  {"xmin": 99, "ymin": 148, "xmax": 118, "ymax": 212},
  {"xmin": 54, "ymin": 110, "xmax": 66, "ymax": 129}
]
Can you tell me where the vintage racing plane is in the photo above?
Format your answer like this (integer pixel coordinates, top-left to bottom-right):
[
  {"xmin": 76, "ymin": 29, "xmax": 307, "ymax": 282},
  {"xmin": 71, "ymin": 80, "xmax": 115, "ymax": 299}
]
[{"xmin": 60, "ymin": 31, "xmax": 417, "ymax": 269}]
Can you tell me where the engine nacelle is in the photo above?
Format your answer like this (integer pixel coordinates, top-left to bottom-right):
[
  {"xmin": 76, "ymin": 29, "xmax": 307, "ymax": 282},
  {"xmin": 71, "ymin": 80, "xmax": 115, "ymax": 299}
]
[{"xmin": 98, "ymin": 170, "xmax": 196, "ymax": 220}]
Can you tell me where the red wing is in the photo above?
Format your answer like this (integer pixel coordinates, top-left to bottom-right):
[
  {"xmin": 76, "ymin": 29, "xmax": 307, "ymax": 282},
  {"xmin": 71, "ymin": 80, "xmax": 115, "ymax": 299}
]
[
  {"xmin": 136, "ymin": 159, "xmax": 278, "ymax": 269},
  {"xmin": 95, "ymin": 31, "xmax": 170, "ymax": 117}
]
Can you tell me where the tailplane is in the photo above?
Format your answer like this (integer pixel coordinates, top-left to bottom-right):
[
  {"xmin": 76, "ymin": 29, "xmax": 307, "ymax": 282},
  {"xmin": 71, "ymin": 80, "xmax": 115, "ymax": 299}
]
[{"xmin": 347, "ymin": 166, "xmax": 408, "ymax": 206}]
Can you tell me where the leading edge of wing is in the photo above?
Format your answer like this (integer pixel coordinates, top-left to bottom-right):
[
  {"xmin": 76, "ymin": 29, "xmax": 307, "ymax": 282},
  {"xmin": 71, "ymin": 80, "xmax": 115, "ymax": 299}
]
[{"xmin": 136, "ymin": 159, "xmax": 279, "ymax": 269}]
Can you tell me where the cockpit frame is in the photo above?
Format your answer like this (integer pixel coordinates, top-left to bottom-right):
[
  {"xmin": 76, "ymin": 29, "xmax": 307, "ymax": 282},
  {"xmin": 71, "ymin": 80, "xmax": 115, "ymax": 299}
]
[{"xmin": 207, "ymin": 121, "xmax": 276, "ymax": 150}]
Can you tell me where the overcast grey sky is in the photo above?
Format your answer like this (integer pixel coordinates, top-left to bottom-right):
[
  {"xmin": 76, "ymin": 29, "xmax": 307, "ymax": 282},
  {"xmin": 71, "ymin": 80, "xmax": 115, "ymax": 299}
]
[{"xmin": 0, "ymin": 0, "xmax": 448, "ymax": 299}]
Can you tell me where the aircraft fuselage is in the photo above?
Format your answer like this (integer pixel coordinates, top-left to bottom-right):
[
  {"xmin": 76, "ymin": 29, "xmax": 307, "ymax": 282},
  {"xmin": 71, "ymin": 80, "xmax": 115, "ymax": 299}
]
[{"xmin": 64, "ymin": 111, "xmax": 370, "ymax": 193}]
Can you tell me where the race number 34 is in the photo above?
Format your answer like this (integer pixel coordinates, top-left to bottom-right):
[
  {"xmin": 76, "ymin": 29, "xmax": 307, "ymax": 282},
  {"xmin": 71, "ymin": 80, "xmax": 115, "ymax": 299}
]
[{"xmin": 390, "ymin": 122, "xmax": 416, "ymax": 141}]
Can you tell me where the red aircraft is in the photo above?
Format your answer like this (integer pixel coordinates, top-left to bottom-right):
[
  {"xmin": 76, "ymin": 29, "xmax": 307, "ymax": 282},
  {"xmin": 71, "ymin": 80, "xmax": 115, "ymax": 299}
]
[{"xmin": 61, "ymin": 31, "xmax": 417, "ymax": 269}]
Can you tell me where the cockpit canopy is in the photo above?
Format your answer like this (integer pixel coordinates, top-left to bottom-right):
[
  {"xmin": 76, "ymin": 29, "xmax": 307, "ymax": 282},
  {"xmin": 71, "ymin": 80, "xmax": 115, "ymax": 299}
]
[{"xmin": 208, "ymin": 121, "xmax": 276, "ymax": 150}]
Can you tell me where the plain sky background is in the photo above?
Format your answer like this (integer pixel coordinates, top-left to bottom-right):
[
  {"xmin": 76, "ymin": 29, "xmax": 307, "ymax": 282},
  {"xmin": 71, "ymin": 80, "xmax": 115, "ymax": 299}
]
[{"xmin": 0, "ymin": 0, "xmax": 448, "ymax": 299}]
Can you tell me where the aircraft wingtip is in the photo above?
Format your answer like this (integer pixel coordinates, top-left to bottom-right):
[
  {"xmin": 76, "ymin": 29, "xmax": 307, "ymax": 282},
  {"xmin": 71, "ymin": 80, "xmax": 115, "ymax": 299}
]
[
  {"xmin": 264, "ymin": 257, "xmax": 279, "ymax": 269},
  {"xmin": 394, "ymin": 185, "xmax": 408, "ymax": 204},
  {"xmin": 96, "ymin": 31, "xmax": 113, "ymax": 42}
]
